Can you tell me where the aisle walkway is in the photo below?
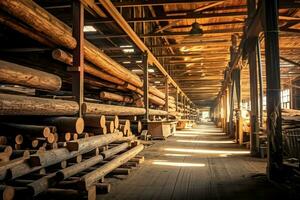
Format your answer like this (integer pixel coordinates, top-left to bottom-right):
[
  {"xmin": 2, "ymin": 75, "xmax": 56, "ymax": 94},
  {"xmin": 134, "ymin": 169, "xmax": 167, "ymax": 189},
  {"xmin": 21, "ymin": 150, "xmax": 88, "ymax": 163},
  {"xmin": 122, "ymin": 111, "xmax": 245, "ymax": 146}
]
[{"xmin": 98, "ymin": 123, "xmax": 288, "ymax": 200}]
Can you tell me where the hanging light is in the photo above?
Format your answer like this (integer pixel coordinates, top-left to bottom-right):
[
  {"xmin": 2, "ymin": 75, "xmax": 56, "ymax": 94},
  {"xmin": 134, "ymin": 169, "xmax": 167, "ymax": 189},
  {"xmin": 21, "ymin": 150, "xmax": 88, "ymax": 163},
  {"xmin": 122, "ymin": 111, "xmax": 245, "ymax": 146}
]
[{"xmin": 189, "ymin": 20, "xmax": 203, "ymax": 36}]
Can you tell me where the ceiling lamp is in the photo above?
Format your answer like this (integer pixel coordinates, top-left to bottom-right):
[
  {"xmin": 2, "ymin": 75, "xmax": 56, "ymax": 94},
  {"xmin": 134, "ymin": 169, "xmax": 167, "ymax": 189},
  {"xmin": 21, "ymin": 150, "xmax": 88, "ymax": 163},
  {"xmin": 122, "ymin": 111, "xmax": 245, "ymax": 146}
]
[{"xmin": 189, "ymin": 22, "xmax": 203, "ymax": 36}]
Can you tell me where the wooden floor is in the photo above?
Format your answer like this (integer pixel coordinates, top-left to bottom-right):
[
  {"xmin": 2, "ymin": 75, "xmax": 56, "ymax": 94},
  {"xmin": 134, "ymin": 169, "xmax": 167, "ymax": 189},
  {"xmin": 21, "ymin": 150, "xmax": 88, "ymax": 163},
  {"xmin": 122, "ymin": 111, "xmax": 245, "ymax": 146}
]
[{"xmin": 98, "ymin": 123, "xmax": 290, "ymax": 200}]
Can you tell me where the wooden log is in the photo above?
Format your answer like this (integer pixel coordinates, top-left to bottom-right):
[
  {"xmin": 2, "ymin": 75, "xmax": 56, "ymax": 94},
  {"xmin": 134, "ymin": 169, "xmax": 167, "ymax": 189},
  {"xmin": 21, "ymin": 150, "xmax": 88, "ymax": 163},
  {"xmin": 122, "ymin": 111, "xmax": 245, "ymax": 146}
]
[
  {"xmin": 0, "ymin": 0, "xmax": 76, "ymax": 49},
  {"xmin": 66, "ymin": 133, "xmax": 122, "ymax": 151},
  {"xmin": 130, "ymin": 120, "xmax": 143, "ymax": 134},
  {"xmin": 84, "ymin": 115, "xmax": 106, "ymax": 129},
  {"xmin": 149, "ymin": 87, "xmax": 166, "ymax": 99},
  {"xmin": 82, "ymin": 103, "xmax": 145, "ymax": 116},
  {"xmin": 100, "ymin": 143, "xmax": 128, "ymax": 159},
  {"xmin": 105, "ymin": 116, "xmax": 119, "ymax": 129},
  {"xmin": 118, "ymin": 119, "xmax": 130, "ymax": 130},
  {"xmin": 0, "ymin": 123, "xmax": 51, "ymax": 138},
  {"xmin": 83, "ymin": 102, "xmax": 168, "ymax": 116},
  {"xmin": 100, "ymin": 91, "xmax": 133, "ymax": 103},
  {"xmin": 149, "ymin": 109, "xmax": 168, "ymax": 116},
  {"xmin": 95, "ymin": 182, "xmax": 111, "ymax": 194},
  {"xmin": 79, "ymin": 144, "xmax": 144, "ymax": 190},
  {"xmin": 84, "ymin": 126, "xmax": 107, "ymax": 135},
  {"xmin": 6, "ymin": 134, "xmax": 122, "ymax": 180},
  {"xmin": 0, "ymin": 11, "xmax": 55, "ymax": 47},
  {"xmin": 0, "ymin": 136, "xmax": 7, "ymax": 145},
  {"xmin": 0, "ymin": 94, "xmax": 79, "ymax": 116},
  {"xmin": 106, "ymin": 121, "xmax": 115, "ymax": 133},
  {"xmin": 0, "ymin": 60, "xmax": 61, "ymax": 91},
  {"xmin": 149, "ymin": 93, "xmax": 165, "ymax": 106},
  {"xmin": 40, "ymin": 117, "xmax": 84, "ymax": 134},
  {"xmin": 52, "ymin": 49, "xmax": 125, "ymax": 86},
  {"xmin": 28, "ymin": 143, "xmax": 128, "ymax": 197},
  {"xmin": 0, "ymin": 0, "xmax": 142, "ymax": 88}
]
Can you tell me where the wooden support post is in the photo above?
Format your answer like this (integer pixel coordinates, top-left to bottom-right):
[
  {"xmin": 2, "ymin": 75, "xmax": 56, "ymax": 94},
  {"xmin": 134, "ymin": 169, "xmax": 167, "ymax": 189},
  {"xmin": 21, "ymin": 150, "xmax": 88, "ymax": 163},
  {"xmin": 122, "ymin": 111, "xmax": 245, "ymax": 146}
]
[
  {"xmin": 143, "ymin": 52, "xmax": 149, "ymax": 122},
  {"xmin": 165, "ymin": 77, "xmax": 169, "ymax": 120},
  {"xmin": 263, "ymin": 0, "xmax": 283, "ymax": 181},
  {"xmin": 71, "ymin": 0, "xmax": 84, "ymax": 117},
  {"xmin": 256, "ymin": 38, "xmax": 264, "ymax": 127},
  {"xmin": 175, "ymin": 88, "xmax": 179, "ymax": 112}
]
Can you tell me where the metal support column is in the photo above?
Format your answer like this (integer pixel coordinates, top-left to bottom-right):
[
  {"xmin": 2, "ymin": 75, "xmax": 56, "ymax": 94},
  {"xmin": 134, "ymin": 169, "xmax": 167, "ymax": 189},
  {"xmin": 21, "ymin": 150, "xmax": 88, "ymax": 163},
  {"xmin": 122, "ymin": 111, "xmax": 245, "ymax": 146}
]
[
  {"xmin": 175, "ymin": 88, "xmax": 179, "ymax": 112},
  {"xmin": 248, "ymin": 37, "xmax": 260, "ymax": 156},
  {"xmin": 165, "ymin": 76, "xmax": 169, "ymax": 120},
  {"xmin": 263, "ymin": 0, "xmax": 283, "ymax": 180},
  {"xmin": 143, "ymin": 52, "xmax": 149, "ymax": 122},
  {"xmin": 71, "ymin": 0, "xmax": 84, "ymax": 117},
  {"xmin": 256, "ymin": 38, "xmax": 264, "ymax": 127}
]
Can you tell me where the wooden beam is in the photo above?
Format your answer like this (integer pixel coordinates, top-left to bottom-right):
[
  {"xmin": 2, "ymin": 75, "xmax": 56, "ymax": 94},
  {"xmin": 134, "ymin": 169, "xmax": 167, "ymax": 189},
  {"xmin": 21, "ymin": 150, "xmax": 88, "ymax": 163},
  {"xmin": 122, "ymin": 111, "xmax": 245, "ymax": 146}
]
[
  {"xmin": 89, "ymin": 11, "xmax": 247, "ymax": 23},
  {"xmin": 154, "ymin": 1, "xmax": 224, "ymax": 33},
  {"xmin": 99, "ymin": 0, "xmax": 191, "ymax": 102}
]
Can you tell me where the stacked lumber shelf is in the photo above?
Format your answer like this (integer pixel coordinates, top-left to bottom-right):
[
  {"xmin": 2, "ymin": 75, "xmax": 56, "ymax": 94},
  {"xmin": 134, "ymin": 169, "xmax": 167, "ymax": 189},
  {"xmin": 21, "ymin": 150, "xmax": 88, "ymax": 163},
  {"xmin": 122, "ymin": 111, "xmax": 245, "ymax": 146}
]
[
  {"xmin": 0, "ymin": 0, "xmax": 168, "ymax": 111},
  {"xmin": 282, "ymin": 109, "xmax": 300, "ymax": 130},
  {"xmin": 0, "ymin": 1, "xmax": 165, "ymax": 199}
]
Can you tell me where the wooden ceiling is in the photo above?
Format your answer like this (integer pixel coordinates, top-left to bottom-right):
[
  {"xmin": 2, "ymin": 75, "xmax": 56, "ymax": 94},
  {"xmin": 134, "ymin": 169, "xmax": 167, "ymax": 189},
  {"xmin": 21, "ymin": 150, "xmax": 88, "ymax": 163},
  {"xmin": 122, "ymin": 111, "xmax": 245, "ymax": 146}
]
[{"xmin": 3, "ymin": 0, "xmax": 300, "ymax": 108}]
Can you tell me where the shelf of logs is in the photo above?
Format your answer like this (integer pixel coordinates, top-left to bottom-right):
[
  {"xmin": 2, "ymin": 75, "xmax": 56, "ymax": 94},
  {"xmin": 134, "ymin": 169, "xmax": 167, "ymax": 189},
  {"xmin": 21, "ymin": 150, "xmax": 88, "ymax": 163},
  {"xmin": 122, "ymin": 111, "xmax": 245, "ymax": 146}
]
[{"xmin": 0, "ymin": 1, "xmax": 199, "ymax": 198}]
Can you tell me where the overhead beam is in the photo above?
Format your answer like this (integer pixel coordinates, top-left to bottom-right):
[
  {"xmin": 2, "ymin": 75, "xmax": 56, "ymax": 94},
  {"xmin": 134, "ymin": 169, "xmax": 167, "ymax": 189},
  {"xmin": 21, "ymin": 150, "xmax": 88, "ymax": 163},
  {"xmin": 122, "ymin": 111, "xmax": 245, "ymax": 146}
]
[
  {"xmin": 88, "ymin": 11, "xmax": 247, "ymax": 23},
  {"xmin": 98, "ymin": 0, "xmax": 191, "ymax": 102},
  {"xmin": 85, "ymin": 28, "xmax": 243, "ymax": 39}
]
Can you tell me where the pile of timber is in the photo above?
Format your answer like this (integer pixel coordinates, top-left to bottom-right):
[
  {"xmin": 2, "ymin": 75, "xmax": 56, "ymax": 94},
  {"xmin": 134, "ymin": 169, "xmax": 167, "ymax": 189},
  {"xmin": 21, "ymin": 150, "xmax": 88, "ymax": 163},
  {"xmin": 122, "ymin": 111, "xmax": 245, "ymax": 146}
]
[
  {"xmin": 282, "ymin": 109, "xmax": 300, "ymax": 130},
  {"xmin": 0, "ymin": 133, "xmax": 144, "ymax": 200},
  {"xmin": 0, "ymin": 0, "xmax": 166, "ymax": 107}
]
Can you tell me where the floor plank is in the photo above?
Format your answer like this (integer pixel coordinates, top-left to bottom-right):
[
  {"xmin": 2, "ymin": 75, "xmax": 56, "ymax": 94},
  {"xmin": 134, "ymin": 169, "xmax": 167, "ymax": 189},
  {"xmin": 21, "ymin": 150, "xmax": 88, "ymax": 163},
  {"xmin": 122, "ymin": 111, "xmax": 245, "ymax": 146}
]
[{"xmin": 98, "ymin": 123, "xmax": 292, "ymax": 200}]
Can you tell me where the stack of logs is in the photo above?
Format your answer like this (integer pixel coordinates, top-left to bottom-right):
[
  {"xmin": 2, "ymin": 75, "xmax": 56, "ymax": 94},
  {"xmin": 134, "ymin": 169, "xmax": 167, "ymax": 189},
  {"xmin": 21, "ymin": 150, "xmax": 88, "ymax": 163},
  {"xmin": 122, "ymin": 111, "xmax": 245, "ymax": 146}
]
[{"xmin": 0, "ymin": 0, "xmax": 168, "ymax": 109}]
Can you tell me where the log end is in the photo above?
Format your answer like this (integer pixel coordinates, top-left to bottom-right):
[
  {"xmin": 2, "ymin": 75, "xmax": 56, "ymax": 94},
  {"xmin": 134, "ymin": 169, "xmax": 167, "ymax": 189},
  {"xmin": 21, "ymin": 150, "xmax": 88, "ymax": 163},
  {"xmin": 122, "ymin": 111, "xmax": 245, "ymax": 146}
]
[{"xmin": 76, "ymin": 118, "xmax": 84, "ymax": 134}]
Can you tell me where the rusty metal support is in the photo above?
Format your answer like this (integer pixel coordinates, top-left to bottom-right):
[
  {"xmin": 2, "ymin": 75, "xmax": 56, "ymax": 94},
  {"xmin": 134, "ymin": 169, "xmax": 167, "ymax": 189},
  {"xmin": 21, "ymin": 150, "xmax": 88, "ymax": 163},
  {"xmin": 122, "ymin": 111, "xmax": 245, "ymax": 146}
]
[
  {"xmin": 263, "ymin": 0, "xmax": 283, "ymax": 181},
  {"xmin": 143, "ymin": 52, "xmax": 149, "ymax": 122},
  {"xmin": 71, "ymin": 0, "xmax": 84, "ymax": 117}
]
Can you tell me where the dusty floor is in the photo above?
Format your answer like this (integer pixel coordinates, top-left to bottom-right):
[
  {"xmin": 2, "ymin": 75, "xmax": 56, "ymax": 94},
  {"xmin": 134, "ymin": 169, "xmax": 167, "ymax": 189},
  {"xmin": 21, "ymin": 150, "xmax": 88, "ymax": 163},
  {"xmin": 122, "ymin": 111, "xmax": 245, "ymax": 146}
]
[{"xmin": 98, "ymin": 123, "xmax": 293, "ymax": 200}]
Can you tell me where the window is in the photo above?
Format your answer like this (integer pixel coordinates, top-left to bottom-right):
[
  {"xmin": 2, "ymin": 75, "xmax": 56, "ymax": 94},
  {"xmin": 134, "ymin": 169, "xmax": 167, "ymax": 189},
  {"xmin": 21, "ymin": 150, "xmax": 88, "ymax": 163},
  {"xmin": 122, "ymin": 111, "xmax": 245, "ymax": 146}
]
[{"xmin": 281, "ymin": 89, "xmax": 290, "ymax": 109}]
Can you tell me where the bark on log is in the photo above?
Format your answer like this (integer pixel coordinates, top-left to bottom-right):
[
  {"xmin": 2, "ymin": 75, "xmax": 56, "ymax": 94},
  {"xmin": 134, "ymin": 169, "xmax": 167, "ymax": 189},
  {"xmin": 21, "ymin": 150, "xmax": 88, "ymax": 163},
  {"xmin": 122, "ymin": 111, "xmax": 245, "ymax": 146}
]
[
  {"xmin": 84, "ymin": 115, "xmax": 106, "ymax": 129},
  {"xmin": 0, "ymin": 123, "xmax": 51, "ymax": 138},
  {"xmin": 149, "ymin": 94, "xmax": 165, "ymax": 106},
  {"xmin": 66, "ymin": 133, "xmax": 122, "ymax": 151},
  {"xmin": 83, "ymin": 102, "xmax": 168, "ymax": 116},
  {"xmin": 100, "ymin": 91, "xmax": 133, "ymax": 103},
  {"xmin": 106, "ymin": 121, "xmax": 115, "ymax": 133},
  {"xmin": 52, "ymin": 49, "xmax": 125, "ymax": 86},
  {"xmin": 56, "ymin": 143, "xmax": 128, "ymax": 183},
  {"xmin": 149, "ymin": 87, "xmax": 166, "ymax": 99},
  {"xmin": 82, "ymin": 103, "xmax": 145, "ymax": 116},
  {"xmin": 6, "ymin": 133, "xmax": 122, "ymax": 180},
  {"xmin": 40, "ymin": 117, "xmax": 84, "ymax": 134},
  {"xmin": 130, "ymin": 121, "xmax": 143, "ymax": 134},
  {"xmin": 0, "ymin": 11, "xmax": 55, "ymax": 47},
  {"xmin": 149, "ymin": 109, "xmax": 168, "ymax": 116},
  {"xmin": 0, "ymin": 0, "xmax": 142, "ymax": 88},
  {"xmin": 100, "ymin": 143, "xmax": 128, "ymax": 159},
  {"xmin": 0, "ymin": 60, "xmax": 61, "ymax": 91},
  {"xmin": 0, "ymin": 94, "xmax": 79, "ymax": 116},
  {"xmin": 79, "ymin": 144, "xmax": 144, "ymax": 190},
  {"xmin": 105, "ymin": 116, "xmax": 119, "ymax": 129}
]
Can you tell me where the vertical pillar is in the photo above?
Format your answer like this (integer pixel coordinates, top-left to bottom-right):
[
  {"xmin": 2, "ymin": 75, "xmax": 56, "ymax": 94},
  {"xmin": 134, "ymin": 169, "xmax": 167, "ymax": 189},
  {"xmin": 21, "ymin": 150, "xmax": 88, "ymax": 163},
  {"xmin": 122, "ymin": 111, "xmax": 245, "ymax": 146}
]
[
  {"xmin": 263, "ymin": 0, "xmax": 283, "ymax": 180},
  {"xmin": 72, "ymin": 0, "xmax": 84, "ymax": 117},
  {"xmin": 257, "ymin": 38, "xmax": 264, "ymax": 127},
  {"xmin": 143, "ymin": 52, "xmax": 149, "ymax": 121},
  {"xmin": 175, "ymin": 88, "xmax": 179, "ymax": 112},
  {"xmin": 248, "ymin": 37, "xmax": 260, "ymax": 156},
  {"xmin": 165, "ymin": 77, "xmax": 169, "ymax": 120}
]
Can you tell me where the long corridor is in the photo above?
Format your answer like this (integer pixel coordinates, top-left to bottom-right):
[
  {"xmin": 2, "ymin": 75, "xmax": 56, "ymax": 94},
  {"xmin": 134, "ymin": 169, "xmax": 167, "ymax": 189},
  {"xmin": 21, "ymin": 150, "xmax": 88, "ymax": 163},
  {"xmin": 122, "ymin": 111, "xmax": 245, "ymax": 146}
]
[{"xmin": 99, "ymin": 123, "xmax": 288, "ymax": 200}]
